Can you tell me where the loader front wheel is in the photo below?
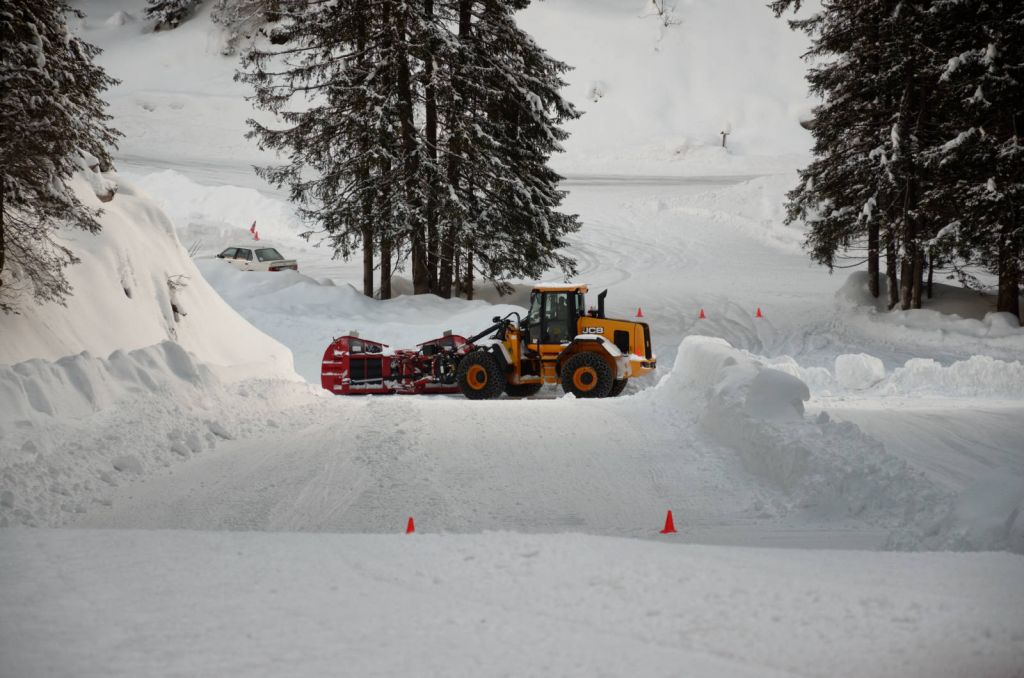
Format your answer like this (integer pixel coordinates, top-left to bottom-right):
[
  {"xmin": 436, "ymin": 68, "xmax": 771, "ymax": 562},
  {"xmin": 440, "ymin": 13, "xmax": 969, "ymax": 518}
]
[
  {"xmin": 561, "ymin": 352, "xmax": 613, "ymax": 399},
  {"xmin": 608, "ymin": 378, "xmax": 628, "ymax": 397},
  {"xmin": 457, "ymin": 351, "xmax": 506, "ymax": 400}
]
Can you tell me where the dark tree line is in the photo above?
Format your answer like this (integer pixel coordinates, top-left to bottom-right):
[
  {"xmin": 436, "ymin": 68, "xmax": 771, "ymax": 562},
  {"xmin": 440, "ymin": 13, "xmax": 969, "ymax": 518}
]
[
  {"xmin": 0, "ymin": 0, "xmax": 121, "ymax": 313},
  {"xmin": 237, "ymin": 0, "xmax": 580, "ymax": 300},
  {"xmin": 772, "ymin": 0, "xmax": 1023, "ymax": 324}
]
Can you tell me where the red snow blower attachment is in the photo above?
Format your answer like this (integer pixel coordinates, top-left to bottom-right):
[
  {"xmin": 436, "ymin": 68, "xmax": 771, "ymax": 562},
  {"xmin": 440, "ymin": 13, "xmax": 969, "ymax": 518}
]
[{"xmin": 320, "ymin": 332, "xmax": 471, "ymax": 395}]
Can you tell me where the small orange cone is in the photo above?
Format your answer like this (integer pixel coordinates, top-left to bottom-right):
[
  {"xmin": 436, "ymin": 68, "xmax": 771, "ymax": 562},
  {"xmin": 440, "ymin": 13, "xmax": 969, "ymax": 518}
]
[
  {"xmin": 660, "ymin": 510, "xmax": 677, "ymax": 534},
  {"xmin": 755, "ymin": 307, "xmax": 763, "ymax": 318},
  {"xmin": 406, "ymin": 517, "xmax": 415, "ymax": 534},
  {"xmin": 636, "ymin": 308, "xmax": 644, "ymax": 318},
  {"xmin": 698, "ymin": 308, "xmax": 706, "ymax": 319}
]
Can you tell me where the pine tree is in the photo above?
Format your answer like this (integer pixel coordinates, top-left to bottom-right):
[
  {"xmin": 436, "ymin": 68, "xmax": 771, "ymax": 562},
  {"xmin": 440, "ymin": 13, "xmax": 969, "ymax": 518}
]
[
  {"xmin": 772, "ymin": 0, "xmax": 940, "ymax": 310},
  {"xmin": 0, "ymin": 0, "xmax": 121, "ymax": 313},
  {"xmin": 240, "ymin": 0, "xmax": 579, "ymax": 299},
  {"xmin": 926, "ymin": 0, "xmax": 1023, "ymax": 324},
  {"xmin": 145, "ymin": 0, "xmax": 201, "ymax": 30},
  {"xmin": 434, "ymin": 0, "xmax": 581, "ymax": 298},
  {"xmin": 211, "ymin": 0, "xmax": 280, "ymax": 54}
]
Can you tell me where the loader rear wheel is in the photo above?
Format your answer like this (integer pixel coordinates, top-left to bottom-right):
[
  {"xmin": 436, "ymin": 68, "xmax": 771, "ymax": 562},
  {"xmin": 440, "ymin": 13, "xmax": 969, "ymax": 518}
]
[
  {"xmin": 561, "ymin": 352, "xmax": 613, "ymax": 399},
  {"xmin": 457, "ymin": 351, "xmax": 506, "ymax": 400},
  {"xmin": 505, "ymin": 382, "xmax": 543, "ymax": 398},
  {"xmin": 608, "ymin": 379, "xmax": 628, "ymax": 397}
]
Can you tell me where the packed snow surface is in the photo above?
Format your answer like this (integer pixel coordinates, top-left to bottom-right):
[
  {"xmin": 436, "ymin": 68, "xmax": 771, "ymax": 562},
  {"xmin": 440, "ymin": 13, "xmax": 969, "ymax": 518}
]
[{"xmin": 3, "ymin": 529, "xmax": 1023, "ymax": 678}]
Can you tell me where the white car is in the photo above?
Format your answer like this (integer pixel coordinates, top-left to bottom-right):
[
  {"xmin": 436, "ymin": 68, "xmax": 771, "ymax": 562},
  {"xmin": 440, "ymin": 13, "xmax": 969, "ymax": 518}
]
[{"xmin": 216, "ymin": 245, "xmax": 299, "ymax": 272}]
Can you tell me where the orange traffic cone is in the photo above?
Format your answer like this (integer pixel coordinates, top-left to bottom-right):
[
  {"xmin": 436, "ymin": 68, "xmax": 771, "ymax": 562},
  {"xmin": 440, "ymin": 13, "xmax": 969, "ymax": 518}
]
[
  {"xmin": 698, "ymin": 308, "xmax": 706, "ymax": 320},
  {"xmin": 660, "ymin": 510, "xmax": 677, "ymax": 534},
  {"xmin": 755, "ymin": 307, "xmax": 763, "ymax": 318},
  {"xmin": 636, "ymin": 308, "xmax": 644, "ymax": 318},
  {"xmin": 406, "ymin": 517, "xmax": 415, "ymax": 534}
]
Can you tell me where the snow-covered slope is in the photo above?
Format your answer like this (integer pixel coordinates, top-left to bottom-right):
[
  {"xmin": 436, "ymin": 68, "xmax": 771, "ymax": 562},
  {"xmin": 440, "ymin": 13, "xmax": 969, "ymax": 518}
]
[
  {"xmin": 73, "ymin": 0, "xmax": 814, "ymax": 179},
  {"xmin": 0, "ymin": 170, "xmax": 294, "ymax": 378}
]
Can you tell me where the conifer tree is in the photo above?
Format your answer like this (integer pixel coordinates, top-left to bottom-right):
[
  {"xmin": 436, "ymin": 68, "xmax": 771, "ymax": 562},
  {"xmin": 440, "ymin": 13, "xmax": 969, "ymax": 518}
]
[
  {"xmin": 145, "ymin": 0, "xmax": 201, "ymax": 30},
  {"xmin": 926, "ymin": 0, "xmax": 1023, "ymax": 323},
  {"xmin": 773, "ymin": 0, "xmax": 939, "ymax": 310},
  {"xmin": 0, "ymin": 0, "xmax": 121, "ymax": 313}
]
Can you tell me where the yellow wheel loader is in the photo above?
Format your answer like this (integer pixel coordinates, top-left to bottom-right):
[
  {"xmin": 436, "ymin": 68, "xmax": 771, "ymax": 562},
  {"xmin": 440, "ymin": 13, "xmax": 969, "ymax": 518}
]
[{"xmin": 456, "ymin": 284, "xmax": 656, "ymax": 399}]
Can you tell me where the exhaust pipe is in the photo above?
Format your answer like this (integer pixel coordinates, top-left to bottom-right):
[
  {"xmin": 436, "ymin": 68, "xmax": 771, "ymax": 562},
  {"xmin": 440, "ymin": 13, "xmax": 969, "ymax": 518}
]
[{"xmin": 597, "ymin": 289, "xmax": 608, "ymax": 318}]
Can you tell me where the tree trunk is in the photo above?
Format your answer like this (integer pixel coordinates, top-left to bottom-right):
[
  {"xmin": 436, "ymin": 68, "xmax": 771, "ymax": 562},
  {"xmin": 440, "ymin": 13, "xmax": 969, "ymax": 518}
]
[
  {"xmin": 0, "ymin": 181, "xmax": 5, "ymax": 290},
  {"xmin": 362, "ymin": 226, "xmax": 374, "ymax": 298},
  {"xmin": 926, "ymin": 251, "xmax": 934, "ymax": 300},
  {"xmin": 886, "ymin": 237, "xmax": 899, "ymax": 310},
  {"xmin": 911, "ymin": 247, "xmax": 923, "ymax": 309},
  {"xmin": 437, "ymin": 0, "xmax": 472, "ymax": 299},
  {"xmin": 464, "ymin": 250, "xmax": 474, "ymax": 300},
  {"xmin": 424, "ymin": 0, "xmax": 439, "ymax": 293},
  {"xmin": 867, "ymin": 220, "xmax": 879, "ymax": 298},
  {"xmin": 380, "ymin": 237, "xmax": 393, "ymax": 300},
  {"xmin": 392, "ymin": 1, "xmax": 428, "ymax": 294},
  {"xmin": 997, "ymin": 243, "xmax": 1022, "ymax": 325}
]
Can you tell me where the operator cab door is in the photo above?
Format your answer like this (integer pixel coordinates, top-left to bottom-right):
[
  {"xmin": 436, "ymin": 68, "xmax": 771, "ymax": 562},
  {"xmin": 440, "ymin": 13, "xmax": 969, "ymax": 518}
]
[{"xmin": 525, "ymin": 290, "xmax": 583, "ymax": 359}]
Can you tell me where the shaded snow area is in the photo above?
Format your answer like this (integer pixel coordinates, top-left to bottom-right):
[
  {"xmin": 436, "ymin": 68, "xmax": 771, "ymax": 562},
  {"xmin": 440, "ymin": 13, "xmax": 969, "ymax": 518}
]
[{"xmin": 3, "ymin": 530, "xmax": 1023, "ymax": 678}]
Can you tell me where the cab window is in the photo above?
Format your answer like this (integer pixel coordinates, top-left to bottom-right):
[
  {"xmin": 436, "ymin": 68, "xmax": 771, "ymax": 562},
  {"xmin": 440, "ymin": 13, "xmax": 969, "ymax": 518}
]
[
  {"xmin": 542, "ymin": 292, "xmax": 573, "ymax": 344},
  {"xmin": 218, "ymin": 248, "xmax": 237, "ymax": 259},
  {"xmin": 237, "ymin": 248, "xmax": 253, "ymax": 261}
]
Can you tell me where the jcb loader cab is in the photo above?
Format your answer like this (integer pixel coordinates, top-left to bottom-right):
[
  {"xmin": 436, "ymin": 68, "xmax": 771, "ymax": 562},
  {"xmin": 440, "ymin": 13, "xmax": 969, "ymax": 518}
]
[{"xmin": 456, "ymin": 284, "xmax": 656, "ymax": 399}]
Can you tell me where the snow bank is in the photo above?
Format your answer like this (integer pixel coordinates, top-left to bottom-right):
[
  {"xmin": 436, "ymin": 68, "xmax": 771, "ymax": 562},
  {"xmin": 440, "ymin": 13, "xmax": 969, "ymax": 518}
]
[
  {"xmin": 0, "ymin": 170, "xmax": 295, "ymax": 380},
  {"xmin": 664, "ymin": 337, "xmax": 1024, "ymax": 552},
  {"xmin": 882, "ymin": 356, "xmax": 1024, "ymax": 398},
  {"xmin": 663, "ymin": 337, "xmax": 959, "ymax": 539},
  {"xmin": 834, "ymin": 353, "xmax": 886, "ymax": 390},
  {"xmin": 836, "ymin": 271, "xmax": 1024, "ymax": 363},
  {"xmin": 0, "ymin": 342, "xmax": 320, "ymax": 528}
]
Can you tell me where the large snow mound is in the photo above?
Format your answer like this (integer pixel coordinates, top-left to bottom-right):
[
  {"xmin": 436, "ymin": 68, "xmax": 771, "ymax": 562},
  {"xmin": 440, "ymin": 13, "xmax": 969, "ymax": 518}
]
[
  {"xmin": 0, "ymin": 170, "xmax": 295, "ymax": 380},
  {"xmin": 657, "ymin": 336, "xmax": 1024, "ymax": 552}
]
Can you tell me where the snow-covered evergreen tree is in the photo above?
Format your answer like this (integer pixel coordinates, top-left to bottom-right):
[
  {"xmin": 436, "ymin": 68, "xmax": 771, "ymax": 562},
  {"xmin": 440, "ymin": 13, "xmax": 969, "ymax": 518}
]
[
  {"xmin": 211, "ymin": 0, "xmax": 279, "ymax": 55},
  {"xmin": 145, "ymin": 0, "xmax": 201, "ymax": 31},
  {"xmin": 926, "ymin": 0, "xmax": 1023, "ymax": 324},
  {"xmin": 773, "ymin": 0, "xmax": 941, "ymax": 310},
  {"xmin": 239, "ymin": 0, "xmax": 579, "ymax": 299},
  {"xmin": 435, "ymin": 0, "xmax": 580, "ymax": 298},
  {"xmin": 0, "ymin": 0, "xmax": 121, "ymax": 313}
]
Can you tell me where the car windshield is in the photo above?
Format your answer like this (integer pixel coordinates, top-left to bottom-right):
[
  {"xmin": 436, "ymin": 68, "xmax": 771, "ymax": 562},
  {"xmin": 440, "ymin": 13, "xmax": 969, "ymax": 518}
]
[{"xmin": 255, "ymin": 248, "xmax": 284, "ymax": 262}]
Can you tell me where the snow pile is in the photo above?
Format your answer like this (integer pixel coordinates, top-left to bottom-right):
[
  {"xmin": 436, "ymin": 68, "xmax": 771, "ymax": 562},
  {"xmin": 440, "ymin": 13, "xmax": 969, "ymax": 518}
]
[
  {"xmin": 834, "ymin": 353, "xmax": 886, "ymax": 390},
  {"xmin": 663, "ymin": 336, "xmax": 954, "ymax": 537},
  {"xmin": 881, "ymin": 356, "xmax": 1024, "ymax": 399},
  {"xmin": 0, "ymin": 170, "xmax": 295, "ymax": 379},
  {"xmin": 0, "ymin": 343, "xmax": 320, "ymax": 528},
  {"xmin": 836, "ymin": 271, "xmax": 1024, "ymax": 362}
]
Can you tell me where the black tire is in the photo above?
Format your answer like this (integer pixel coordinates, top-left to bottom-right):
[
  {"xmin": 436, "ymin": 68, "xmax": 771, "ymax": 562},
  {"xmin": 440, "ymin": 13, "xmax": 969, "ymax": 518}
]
[
  {"xmin": 505, "ymin": 382, "xmax": 543, "ymax": 398},
  {"xmin": 457, "ymin": 351, "xmax": 506, "ymax": 400},
  {"xmin": 561, "ymin": 352, "xmax": 614, "ymax": 398},
  {"xmin": 608, "ymin": 379, "xmax": 628, "ymax": 397}
]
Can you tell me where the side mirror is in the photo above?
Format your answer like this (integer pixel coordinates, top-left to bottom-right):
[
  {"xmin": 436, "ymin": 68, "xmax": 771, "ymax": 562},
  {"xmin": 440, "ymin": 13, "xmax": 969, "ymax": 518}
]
[
  {"xmin": 216, "ymin": 254, "xmax": 224, "ymax": 258},
  {"xmin": 492, "ymin": 316, "xmax": 501, "ymax": 323}
]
